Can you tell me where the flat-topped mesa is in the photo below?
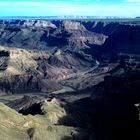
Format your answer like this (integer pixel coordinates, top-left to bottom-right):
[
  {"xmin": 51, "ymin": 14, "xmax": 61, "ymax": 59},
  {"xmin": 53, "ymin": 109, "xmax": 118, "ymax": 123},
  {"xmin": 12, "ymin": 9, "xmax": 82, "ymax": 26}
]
[
  {"xmin": 63, "ymin": 20, "xmax": 86, "ymax": 30},
  {"xmin": 0, "ymin": 19, "xmax": 139, "ymax": 51},
  {"xmin": 0, "ymin": 19, "xmax": 57, "ymax": 28},
  {"xmin": 23, "ymin": 20, "xmax": 57, "ymax": 28}
]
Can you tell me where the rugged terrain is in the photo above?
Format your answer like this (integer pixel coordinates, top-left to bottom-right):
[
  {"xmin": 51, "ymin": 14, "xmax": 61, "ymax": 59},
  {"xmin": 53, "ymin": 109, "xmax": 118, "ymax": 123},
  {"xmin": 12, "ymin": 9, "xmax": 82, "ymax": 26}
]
[
  {"xmin": 0, "ymin": 19, "xmax": 139, "ymax": 94},
  {"xmin": 0, "ymin": 97, "xmax": 90, "ymax": 140},
  {"xmin": 0, "ymin": 19, "xmax": 139, "ymax": 140}
]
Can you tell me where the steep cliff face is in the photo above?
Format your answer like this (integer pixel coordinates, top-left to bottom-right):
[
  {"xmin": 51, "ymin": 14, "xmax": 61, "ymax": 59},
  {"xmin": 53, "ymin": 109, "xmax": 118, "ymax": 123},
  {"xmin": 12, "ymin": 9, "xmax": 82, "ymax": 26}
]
[
  {"xmin": 0, "ymin": 20, "xmax": 139, "ymax": 54},
  {"xmin": 92, "ymin": 53, "xmax": 140, "ymax": 99},
  {"xmin": 0, "ymin": 20, "xmax": 107, "ymax": 50},
  {"xmin": 0, "ymin": 46, "xmax": 97, "ymax": 94},
  {"xmin": 0, "ymin": 19, "xmax": 139, "ymax": 94},
  {"xmin": 83, "ymin": 22, "xmax": 140, "ymax": 61}
]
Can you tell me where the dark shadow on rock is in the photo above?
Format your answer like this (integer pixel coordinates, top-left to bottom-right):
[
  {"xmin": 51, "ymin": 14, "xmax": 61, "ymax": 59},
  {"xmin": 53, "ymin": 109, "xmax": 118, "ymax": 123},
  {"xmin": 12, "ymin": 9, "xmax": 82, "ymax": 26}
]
[
  {"xmin": 19, "ymin": 102, "xmax": 44, "ymax": 115},
  {"xmin": 61, "ymin": 131, "xmax": 90, "ymax": 140},
  {"xmin": 59, "ymin": 95, "xmax": 140, "ymax": 140},
  {"xmin": 27, "ymin": 128, "xmax": 35, "ymax": 139}
]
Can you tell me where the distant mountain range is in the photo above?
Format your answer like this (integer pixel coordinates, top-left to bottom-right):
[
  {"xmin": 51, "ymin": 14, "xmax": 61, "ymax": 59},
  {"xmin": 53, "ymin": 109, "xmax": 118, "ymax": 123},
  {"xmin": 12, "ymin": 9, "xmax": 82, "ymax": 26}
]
[{"xmin": 0, "ymin": 16, "xmax": 138, "ymax": 20}]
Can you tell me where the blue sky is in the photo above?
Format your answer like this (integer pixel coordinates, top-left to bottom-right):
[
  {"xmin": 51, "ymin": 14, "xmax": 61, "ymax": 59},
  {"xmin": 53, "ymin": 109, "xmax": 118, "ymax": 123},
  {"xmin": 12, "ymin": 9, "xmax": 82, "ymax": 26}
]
[{"xmin": 0, "ymin": 0, "xmax": 139, "ymax": 17}]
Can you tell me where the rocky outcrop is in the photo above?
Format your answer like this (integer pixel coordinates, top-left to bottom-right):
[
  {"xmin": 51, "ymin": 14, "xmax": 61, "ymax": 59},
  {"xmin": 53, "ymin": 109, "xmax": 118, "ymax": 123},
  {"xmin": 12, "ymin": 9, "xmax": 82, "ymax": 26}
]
[
  {"xmin": 83, "ymin": 23, "xmax": 140, "ymax": 62},
  {"xmin": 0, "ymin": 50, "xmax": 9, "ymax": 70},
  {"xmin": 7, "ymin": 95, "xmax": 45, "ymax": 113},
  {"xmin": 0, "ymin": 20, "xmax": 139, "ymax": 59},
  {"xmin": 0, "ymin": 75, "xmax": 40, "ymax": 94},
  {"xmin": 0, "ymin": 46, "xmax": 96, "ymax": 94},
  {"xmin": 0, "ymin": 21, "xmax": 107, "ymax": 51},
  {"xmin": 0, "ymin": 19, "xmax": 139, "ymax": 94},
  {"xmin": 91, "ymin": 54, "xmax": 140, "ymax": 99}
]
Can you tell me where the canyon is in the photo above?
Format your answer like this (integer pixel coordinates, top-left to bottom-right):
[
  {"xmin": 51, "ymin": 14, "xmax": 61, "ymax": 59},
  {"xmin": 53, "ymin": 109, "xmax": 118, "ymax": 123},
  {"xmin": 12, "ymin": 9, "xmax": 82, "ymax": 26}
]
[{"xmin": 0, "ymin": 19, "xmax": 139, "ymax": 140}]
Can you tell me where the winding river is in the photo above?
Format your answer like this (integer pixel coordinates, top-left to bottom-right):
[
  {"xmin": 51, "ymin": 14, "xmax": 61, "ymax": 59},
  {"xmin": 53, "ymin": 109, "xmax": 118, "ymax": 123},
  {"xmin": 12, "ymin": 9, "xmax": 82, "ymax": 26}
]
[{"xmin": 52, "ymin": 60, "xmax": 100, "ymax": 94}]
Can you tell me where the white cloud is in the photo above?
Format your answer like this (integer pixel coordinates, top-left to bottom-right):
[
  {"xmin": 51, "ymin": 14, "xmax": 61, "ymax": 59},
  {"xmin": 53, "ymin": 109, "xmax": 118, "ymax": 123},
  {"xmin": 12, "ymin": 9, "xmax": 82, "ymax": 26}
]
[
  {"xmin": 125, "ymin": 0, "xmax": 140, "ymax": 3},
  {"xmin": 0, "ymin": 1, "xmax": 139, "ymax": 17},
  {"xmin": 58, "ymin": 5, "xmax": 140, "ymax": 16}
]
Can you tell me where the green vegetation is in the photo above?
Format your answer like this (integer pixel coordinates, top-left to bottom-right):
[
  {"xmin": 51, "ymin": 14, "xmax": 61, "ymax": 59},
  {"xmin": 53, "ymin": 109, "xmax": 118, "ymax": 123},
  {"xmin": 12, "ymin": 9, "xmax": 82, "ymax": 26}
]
[{"xmin": 0, "ymin": 100, "xmax": 85, "ymax": 140}]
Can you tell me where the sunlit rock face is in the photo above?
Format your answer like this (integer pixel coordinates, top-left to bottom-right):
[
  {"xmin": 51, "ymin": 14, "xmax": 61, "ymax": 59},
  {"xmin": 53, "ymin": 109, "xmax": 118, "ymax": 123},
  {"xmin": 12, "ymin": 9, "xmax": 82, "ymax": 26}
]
[
  {"xmin": 0, "ymin": 19, "xmax": 139, "ymax": 94},
  {"xmin": 0, "ymin": 19, "xmax": 139, "ymax": 140}
]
